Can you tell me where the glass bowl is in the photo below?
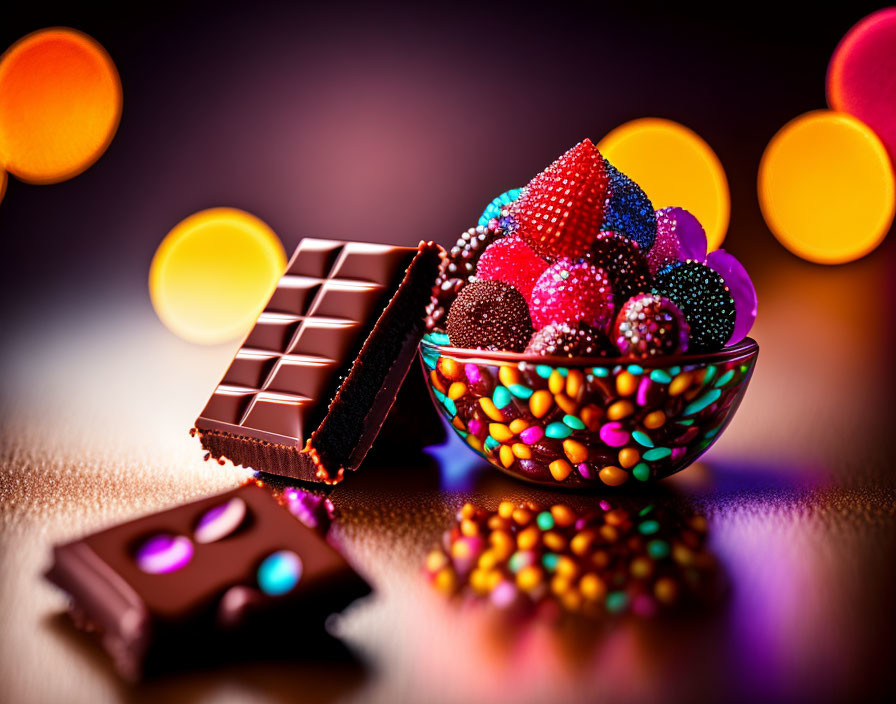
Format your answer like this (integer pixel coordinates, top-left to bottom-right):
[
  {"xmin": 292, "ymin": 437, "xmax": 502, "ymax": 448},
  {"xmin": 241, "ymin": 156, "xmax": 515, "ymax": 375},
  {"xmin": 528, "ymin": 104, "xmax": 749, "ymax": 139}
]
[{"xmin": 419, "ymin": 332, "xmax": 758, "ymax": 488}]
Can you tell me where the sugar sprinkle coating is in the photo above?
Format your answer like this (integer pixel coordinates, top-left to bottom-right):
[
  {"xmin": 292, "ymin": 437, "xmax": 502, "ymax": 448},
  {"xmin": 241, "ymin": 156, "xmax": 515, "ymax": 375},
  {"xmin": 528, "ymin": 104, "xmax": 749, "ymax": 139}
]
[
  {"xmin": 529, "ymin": 258, "xmax": 615, "ymax": 331},
  {"xmin": 476, "ymin": 235, "xmax": 548, "ymax": 299},
  {"xmin": 585, "ymin": 230, "xmax": 652, "ymax": 303},
  {"xmin": 613, "ymin": 293, "xmax": 690, "ymax": 358},
  {"xmin": 602, "ymin": 159, "xmax": 657, "ymax": 251},
  {"xmin": 653, "ymin": 261, "xmax": 735, "ymax": 352},
  {"xmin": 425, "ymin": 500, "xmax": 718, "ymax": 619},
  {"xmin": 447, "ymin": 280, "xmax": 534, "ymax": 352},
  {"xmin": 647, "ymin": 207, "xmax": 708, "ymax": 276},
  {"xmin": 525, "ymin": 321, "xmax": 616, "ymax": 358}
]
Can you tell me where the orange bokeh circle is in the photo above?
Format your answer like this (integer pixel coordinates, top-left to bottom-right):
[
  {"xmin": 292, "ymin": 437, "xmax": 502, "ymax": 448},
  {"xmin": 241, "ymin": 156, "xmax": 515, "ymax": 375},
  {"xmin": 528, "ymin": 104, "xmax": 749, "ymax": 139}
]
[{"xmin": 0, "ymin": 27, "xmax": 122, "ymax": 184}]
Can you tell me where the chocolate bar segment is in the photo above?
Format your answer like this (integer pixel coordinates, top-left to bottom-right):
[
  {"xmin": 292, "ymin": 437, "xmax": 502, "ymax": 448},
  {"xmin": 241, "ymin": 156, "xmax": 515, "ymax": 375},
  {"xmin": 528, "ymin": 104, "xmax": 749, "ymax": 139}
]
[
  {"xmin": 193, "ymin": 239, "xmax": 443, "ymax": 482},
  {"xmin": 46, "ymin": 484, "xmax": 370, "ymax": 680}
]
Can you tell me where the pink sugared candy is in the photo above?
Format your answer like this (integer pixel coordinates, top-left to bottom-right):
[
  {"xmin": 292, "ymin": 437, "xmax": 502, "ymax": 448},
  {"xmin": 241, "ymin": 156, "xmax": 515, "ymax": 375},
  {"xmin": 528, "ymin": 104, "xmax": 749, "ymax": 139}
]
[
  {"xmin": 475, "ymin": 235, "xmax": 548, "ymax": 299},
  {"xmin": 647, "ymin": 207, "xmax": 708, "ymax": 275},
  {"xmin": 529, "ymin": 258, "xmax": 614, "ymax": 330},
  {"xmin": 613, "ymin": 293, "xmax": 690, "ymax": 358},
  {"xmin": 706, "ymin": 249, "xmax": 757, "ymax": 345}
]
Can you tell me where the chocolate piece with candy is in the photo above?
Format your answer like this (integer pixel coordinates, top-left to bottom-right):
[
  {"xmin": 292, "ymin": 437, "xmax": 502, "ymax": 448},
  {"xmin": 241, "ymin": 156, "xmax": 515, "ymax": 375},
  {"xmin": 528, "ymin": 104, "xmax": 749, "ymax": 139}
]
[
  {"xmin": 447, "ymin": 279, "xmax": 534, "ymax": 352},
  {"xmin": 45, "ymin": 484, "xmax": 370, "ymax": 680},
  {"xmin": 653, "ymin": 261, "xmax": 736, "ymax": 353},
  {"xmin": 193, "ymin": 238, "xmax": 443, "ymax": 483}
]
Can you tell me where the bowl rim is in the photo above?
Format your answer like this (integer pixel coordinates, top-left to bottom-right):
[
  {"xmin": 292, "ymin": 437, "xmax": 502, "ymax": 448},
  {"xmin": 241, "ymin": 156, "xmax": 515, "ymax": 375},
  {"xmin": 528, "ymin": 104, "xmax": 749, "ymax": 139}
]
[{"xmin": 420, "ymin": 335, "xmax": 759, "ymax": 368}]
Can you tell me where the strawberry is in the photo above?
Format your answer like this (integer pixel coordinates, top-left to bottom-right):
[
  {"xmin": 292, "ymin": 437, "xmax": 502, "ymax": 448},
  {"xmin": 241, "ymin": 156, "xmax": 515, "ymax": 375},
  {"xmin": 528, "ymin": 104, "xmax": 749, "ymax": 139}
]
[{"xmin": 511, "ymin": 139, "xmax": 609, "ymax": 258}]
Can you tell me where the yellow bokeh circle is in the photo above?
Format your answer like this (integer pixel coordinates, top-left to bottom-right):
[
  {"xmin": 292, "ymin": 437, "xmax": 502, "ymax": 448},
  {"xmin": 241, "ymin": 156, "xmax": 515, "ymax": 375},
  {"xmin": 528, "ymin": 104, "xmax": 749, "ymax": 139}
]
[
  {"xmin": 758, "ymin": 110, "xmax": 894, "ymax": 265},
  {"xmin": 598, "ymin": 118, "xmax": 730, "ymax": 250},
  {"xmin": 149, "ymin": 208, "xmax": 287, "ymax": 345},
  {"xmin": 0, "ymin": 27, "xmax": 122, "ymax": 184}
]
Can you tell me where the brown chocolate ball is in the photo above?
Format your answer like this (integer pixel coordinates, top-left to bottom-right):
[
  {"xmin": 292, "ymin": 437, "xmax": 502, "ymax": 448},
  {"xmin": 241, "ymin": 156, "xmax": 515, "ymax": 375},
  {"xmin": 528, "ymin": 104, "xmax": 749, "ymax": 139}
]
[
  {"xmin": 525, "ymin": 321, "xmax": 616, "ymax": 358},
  {"xmin": 447, "ymin": 280, "xmax": 533, "ymax": 352}
]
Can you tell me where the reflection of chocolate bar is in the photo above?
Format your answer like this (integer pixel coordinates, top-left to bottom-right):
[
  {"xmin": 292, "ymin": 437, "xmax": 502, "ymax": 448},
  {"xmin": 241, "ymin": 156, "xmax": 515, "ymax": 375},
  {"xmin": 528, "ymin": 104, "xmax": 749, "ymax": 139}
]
[
  {"xmin": 193, "ymin": 239, "xmax": 443, "ymax": 483},
  {"xmin": 46, "ymin": 484, "xmax": 370, "ymax": 680}
]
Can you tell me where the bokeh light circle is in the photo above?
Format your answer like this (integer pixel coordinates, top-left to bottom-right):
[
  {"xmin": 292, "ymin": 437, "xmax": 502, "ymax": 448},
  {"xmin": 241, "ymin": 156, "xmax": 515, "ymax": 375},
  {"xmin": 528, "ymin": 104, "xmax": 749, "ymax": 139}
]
[
  {"xmin": 0, "ymin": 27, "xmax": 122, "ymax": 184},
  {"xmin": 149, "ymin": 208, "xmax": 287, "ymax": 345},
  {"xmin": 758, "ymin": 110, "xmax": 894, "ymax": 264},
  {"xmin": 827, "ymin": 8, "xmax": 896, "ymax": 163},
  {"xmin": 598, "ymin": 118, "xmax": 729, "ymax": 251}
]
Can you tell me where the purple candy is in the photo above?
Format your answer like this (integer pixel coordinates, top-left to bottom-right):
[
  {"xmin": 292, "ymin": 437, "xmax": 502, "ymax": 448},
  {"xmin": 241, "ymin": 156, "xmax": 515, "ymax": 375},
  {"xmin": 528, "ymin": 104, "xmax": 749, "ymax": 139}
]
[
  {"xmin": 648, "ymin": 208, "xmax": 708, "ymax": 274},
  {"xmin": 194, "ymin": 497, "xmax": 247, "ymax": 544},
  {"xmin": 706, "ymin": 249, "xmax": 757, "ymax": 345},
  {"xmin": 599, "ymin": 421, "xmax": 630, "ymax": 447},
  {"xmin": 136, "ymin": 534, "xmax": 193, "ymax": 574},
  {"xmin": 464, "ymin": 363, "xmax": 482, "ymax": 385},
  {"xmin": 284, "ymin": 488, "xmax": 335, "ymax": 532},
  {"xmin": 520, "ymin": 426, "xmax": 544, "ymax": 445}
]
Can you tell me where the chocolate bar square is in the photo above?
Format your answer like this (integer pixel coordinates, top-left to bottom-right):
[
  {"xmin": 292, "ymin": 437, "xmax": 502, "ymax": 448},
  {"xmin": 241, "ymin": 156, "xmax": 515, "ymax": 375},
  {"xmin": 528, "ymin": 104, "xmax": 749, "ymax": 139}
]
[
  {"xmin": 46, "ymin": 484, "xmax": 370, "ymax": 680},
  {"xmin": 193, "ymin": 239, "xmax": 442, "ymax": 482}
]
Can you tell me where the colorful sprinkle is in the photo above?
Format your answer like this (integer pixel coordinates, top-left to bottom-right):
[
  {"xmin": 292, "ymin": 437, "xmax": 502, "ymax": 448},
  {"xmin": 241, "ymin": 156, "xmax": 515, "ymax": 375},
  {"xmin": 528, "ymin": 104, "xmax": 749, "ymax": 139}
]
[
  {"xmin": 643, "ymin": 447, "xmax": 672, "ymax": 461},
  {"xmin": 136, "ymin": 534, "xmax": 193, "ymax": 574},
  {"xmin": 546, "ymin": 422, "xmax": 573, "ymax": 439},
  {"xmin": 562, "ymin": 414, "xmax": 586, "ymax": 430},
  {"xmin": 632, "ymin": 430, "xmax": 654, "ymax": 448},
  {"xmin": 257, "ymin": 550, "xmax": 303, "ymax": 596},
  {"xmin": 194, "ymin": 497, "xmax": 247, "ymax": 544},
  {"xmin": 683, "ymin": 389, "xmax": 722, "ymax": 416}
]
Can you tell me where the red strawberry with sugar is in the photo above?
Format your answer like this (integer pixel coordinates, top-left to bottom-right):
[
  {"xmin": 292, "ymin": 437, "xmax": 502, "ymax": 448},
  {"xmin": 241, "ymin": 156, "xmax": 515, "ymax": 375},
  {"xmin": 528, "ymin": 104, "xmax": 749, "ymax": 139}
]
[
  {"xmin": 529, "ymin": 258, "xmax": 615, "ymax": 330},
  {"xmin": 475, "ymin": 235, "xmax": 548, "ymax": 299},
  {"xmin": 511, "ymin": 139, "xmax": 609, "ymax": 259}
]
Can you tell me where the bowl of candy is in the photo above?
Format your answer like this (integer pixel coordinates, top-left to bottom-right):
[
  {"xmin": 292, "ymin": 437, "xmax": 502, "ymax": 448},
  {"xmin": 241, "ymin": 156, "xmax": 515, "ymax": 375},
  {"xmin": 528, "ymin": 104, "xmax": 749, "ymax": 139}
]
[{"xmin": 420, "ymin": 139, "xmax": 758, "ymax": 488}]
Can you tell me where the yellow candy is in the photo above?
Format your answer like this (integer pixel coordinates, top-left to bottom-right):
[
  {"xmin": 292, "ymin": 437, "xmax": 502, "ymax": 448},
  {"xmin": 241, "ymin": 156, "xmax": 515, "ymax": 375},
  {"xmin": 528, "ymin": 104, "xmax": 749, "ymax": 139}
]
[
  {"xmin": 460, "ymin": 503, "xmax": 476, "ymax": 519},
  {"xmin": 618, "ymin": 447, "xmax": 640, "ymax": 469},
  {"xmin": 516, "ymin": 565, "xmax": 543, "ymax": 592},
  {"xmin": 591, "ymin": 550, "xmax": 609, "ymax": 569},
  {"xmin": 447, "ymin": 381, "xmax": 467, "ymax": 400},
  {"xmin": 498, "ymin": 365, "xmax": 521, "ymax": 387},
  {"xmin": 616, "ymin": 371, "xmax": 638, "ymax": 396},
  {"xmin": 599, "ymin": 465, "xmax": 628, "ymax": 486},
  {"xmin": 562, "ymin": 590, "xmax": 583, "ymax": 612},
  {"xmin": 669, "ymin": 372, "xmax": 692, "ymax": 396},
  {"xmin": 550, "ymin": 504, "xmax": 576, "ymax": 527},
  {"xmin": 512, "ymin": 507, "xmax": 534, "ymax": 525},
  {"xmin": 478, "ymin": 550, "xmax": 498, "ymax": 570},
  {"xmin": 549, "ymin": 458, "xmax": 573, "ymax": 482},
  {"xmin": 426, "ymin": 550, "xmax": 448, "ymax": 573},
  {"xmin": 479, "ymin": 397, "xmax": 505, "ymax": 421},
  {"xmin": 437, "ymin": 356, "xmax": 462, "ymax": 380},
  {"xmin": 434, "ymin": 566, "xmax": 458, "ymax": 594},
  {"xmin": 579, "ymin": 573, "xmax": 606, "ymax": 601},
  {"xmin": 605, "ymin": 509, "xmax": 629, "ymax": 526},
  {"xmin": 517, "ymin": 525, "xmax": 541, "ymax": 550},
  {"xmin": 452, "ymin": 416, "xmax": 466, "ymax": 430},
  {"xmin": 460, "ymin": 518, "xmax": 479, "ymax": 537},
  {"xmin": 630, "ymin": 556, "xmax": 653, "ymax": 578},
  {"xmin": 548, "ymin": 370, "xmax": 565, "ymax": 394},
  {"xmin": 498, "ymin": 501, "xmax": 515, "ymax": 519},
  {"xmin": 488, "ymin": 515, "xmax": 510, "ymax": 531},
  {"xmin": 654, "ymin": 576, "xmax": 679, "ymax": 604},
  {"xmin": 599, "ymin": 524, "xmax": 620, "ymax": 542},
  {"xmin": 607, "ymin": 400, "xmax": 634, "ymax": 420},
  {"xmin": 555, "ymin": 393, "xmax": 578, "ymax": 415},
  {"xmin": 499, "ymin": 444, "xmax": 515, "ymax": 468},
  {"xmin": 529, "ymin": 390, "xmax": 553, "ymax": 418},
  {"xmin": 562, "ymin": 438, "xmax": 588, "ymax": 464},
  {"xmin": 490, "ymin": 531, "xmax": 514, "ymax": 560},
  {"xmin": 509, "ymin": 418, "xmax": 529, "ymax": 434},
  {"xmin": 466, "ymin": 435, "xmax": 483, "ymax": 452},
  {"xmin": 643, "ymin": 410, "xmax": 666, "ymax": 428},
  {"xmin": 570, "ymin": 530, "xmax": 595, "ymax": 556},
  {"xmin": 556, "ymin": 555, "xmax": 579, "ymax": 579},
  {"xmin": 512, "ymin": 443, "xmax": 532, "ymax": 460},
  {"xmin": 488, "ymin": 423, "xmax": 514, "ymax": 442},
  {"xmin": 551, "ymin": 574, "xmax": 571, "ymax": 595},
  {"xmin": 543, "ymin": 530, "xmax": 567, "ymax": 552},
  {"xmin": 566, "ymin": 369, "xmax": 584, "ymax": 399},
  {"xmin": 430, "ymin": 369, "xmax": 448, "ymax": 394},
  {"xmin": 580, "ymin": 404, "xmax": 603, "ymax": 431}
]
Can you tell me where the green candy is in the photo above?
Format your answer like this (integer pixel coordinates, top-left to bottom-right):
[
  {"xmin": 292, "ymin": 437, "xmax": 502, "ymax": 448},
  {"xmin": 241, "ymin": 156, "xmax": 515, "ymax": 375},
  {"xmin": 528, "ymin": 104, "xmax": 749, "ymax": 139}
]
[
  {"xmin": 649, "ymin": 369, "xmax": 672, "ymax": 384},
  {"xmin": 428, "ymin": 332, "xmax": 450, "ymax": 346},
  {"xmin": 638, "ymin": 519, "xmax": 660, "ymax": 535},
  {"xmin": 508, "ymin": 551, "xmax": 528, "ymax": 573},
  {"xmin": 643, "ymin": 447, "xmax": 672, "ymax": 461},
  {"xmin": 683, "ymin": 389, "xmax": 722, "ymax": 416},
  {"xmin": 542, "ymin": 553, "xmax": 559, "ymax": 571},
  {"xmin": 536, "ymin": 511, "xmax": 555, "ymax": 530},
  {"xmin": 536, "ymin": 365, "xmax": 553, "ymax": 378},
  {"xmin": 422, "ymin": 347, "xmax": 440, "ymax": 369},
  {"xmin": 605, "ymin": 591, "xmax": 629, "ymax": 614},
  {"xmin": 714, "ymin": 369, "xmax": 735, "ymax": 387},
  {"xmin": 562, "ymin": 414, "xmax": 586, "ymax": 430},
  {"xmin": 508, "ymin": 384, "xmax": 533, "ymax": 399},
  {"xmin": 632, "ymin": 463, "xmax": 651, "ymax": 481},
  {"xmin": 442, "ymin": 397, "xmax": 457, "ymax": 417},
  {"xmin": 484, "ymin": 436, "xmax": 500, "ymax": 450},
  {"xmin": 702, "ymin": 365, "xmax": 717, "ymax": 385},
  {"xmin": 647, "ymin": 540, "xmax": 670, "ymax": 559},
  {"xmin": 632, "ymin": 430, "xmax": 654, "ymax": 448},
  {"xmin": 545, "ymin": 422, "xmax": 572, "ymax": 439},
  {"xmin": 591, "ymin": 366, "xmax": 610, "ymax": 378},
  {"xmin": 492, "ymin": 385, "xmax": 513, "ymax": 409},
  {"xmin": 627, "ymin": 364, "xmax": 644, "ymax": 375}
]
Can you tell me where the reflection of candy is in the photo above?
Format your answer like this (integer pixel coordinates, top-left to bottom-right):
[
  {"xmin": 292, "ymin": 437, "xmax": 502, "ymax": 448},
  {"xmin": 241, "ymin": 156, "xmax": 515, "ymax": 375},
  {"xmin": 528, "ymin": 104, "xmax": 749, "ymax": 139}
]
[
  {"xmin": 447, "ymin": 280, "xmax": 533, "ymax": 352},
  {"xmin": 257, "ymin": 550, "xmax": 303, "ymax": 596},
  {"xmin": 512, "ymin": 139, "xmax": 609, "ymax": 258},
  {"xmin": 613, "ymin": 293, "xmax": 689, "ymax": 358},
  {"xmin": 136, "ymin": 534, "xmax": 194, "ymax": 574},
  {"xmin": 194, "ymin": 497, "xmax": 247, "ymax": 544},
  {"xmin": 705, "ymin": 249, "xmax": 757, "ymax": 345},
  {"xmin": 476, "ymin": 235, "xmax": 548, "ymax": 299},
  {"xmin": 529, "ymin": 259, "xmax": 614, "ymax": 330},
  {"xmin": 647, "ymin": 207, "xmax": 708, "ymax": 275},
  {"xmin": 602, "ymin": 159, "xmax": 656, "ymax": 250},
  {"xmin": 586, "ymin": 231, "xmax": 652, "ymax": 302},
  {"xmin": 478, "ymin": 188, "xmax": 523, "ymax": 228},
  {"xmin": 283, "ymin": 487, "xmax": 335, "ymax": 533},
  {"xmin": 525, "ymin": 321, "xmax": 615, "ymax": 358},
  {"xmin": 653, "ymin": 261, "xmax": 735, "ymax": 352}
]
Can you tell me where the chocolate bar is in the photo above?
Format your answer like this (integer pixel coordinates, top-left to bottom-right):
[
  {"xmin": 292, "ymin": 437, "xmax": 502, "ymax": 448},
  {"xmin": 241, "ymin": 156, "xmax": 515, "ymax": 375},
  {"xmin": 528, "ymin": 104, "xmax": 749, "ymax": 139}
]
[
  {"xmin": 193, "ymin": 238, "xmax": 443, "ymax": 482},
  {"xmin": 46, "ymin": 484, "xmax": 370, "ymax": 680}
]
